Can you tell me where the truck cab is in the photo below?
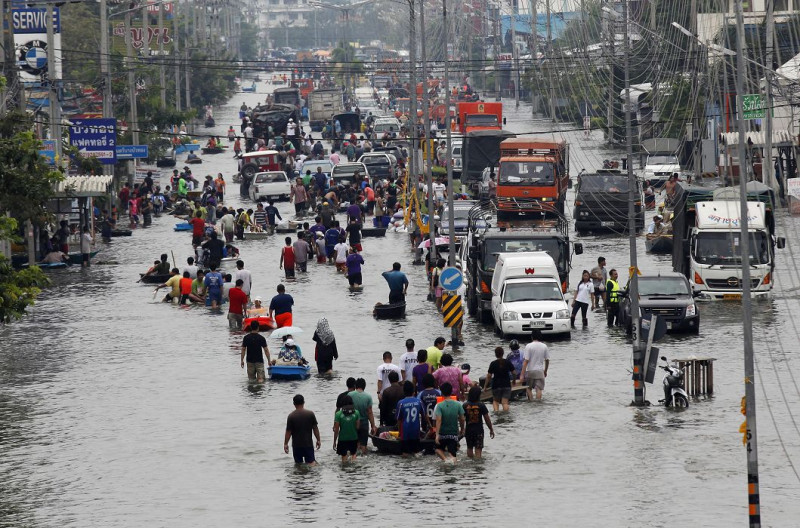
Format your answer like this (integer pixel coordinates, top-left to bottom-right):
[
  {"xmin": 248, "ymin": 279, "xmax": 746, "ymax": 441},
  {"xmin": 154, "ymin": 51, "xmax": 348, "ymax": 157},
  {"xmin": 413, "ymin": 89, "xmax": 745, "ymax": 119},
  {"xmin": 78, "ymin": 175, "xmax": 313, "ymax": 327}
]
[
  {"xmin": 465, "ymin": 213, "xmax": 582, "ymax": 324},
  {"xmin": 490, "ymin": 252, "xmax": 571, "ymax": 337},
  {"xmin": 496, "ymin": 137, "xmax": 569, "ymax": 217},
  {"xmin": 457, "ymin": 102, "xmax": 504, "ymax": 133},
  {"xmin": 573, "ymin": 169, "xmax": 644, "ymax": 234},
  {"xmin": 643, "ymin": 153, "xmax": 681, "ymax": 188}
]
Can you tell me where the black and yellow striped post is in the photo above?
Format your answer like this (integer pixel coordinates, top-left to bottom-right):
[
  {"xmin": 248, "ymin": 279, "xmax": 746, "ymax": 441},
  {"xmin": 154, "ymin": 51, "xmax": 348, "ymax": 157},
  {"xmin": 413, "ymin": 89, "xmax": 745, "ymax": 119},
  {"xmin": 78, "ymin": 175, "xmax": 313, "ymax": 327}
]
[{"xmin": 442, "ymin": 292, "xmax": 463, "ymax": 328}]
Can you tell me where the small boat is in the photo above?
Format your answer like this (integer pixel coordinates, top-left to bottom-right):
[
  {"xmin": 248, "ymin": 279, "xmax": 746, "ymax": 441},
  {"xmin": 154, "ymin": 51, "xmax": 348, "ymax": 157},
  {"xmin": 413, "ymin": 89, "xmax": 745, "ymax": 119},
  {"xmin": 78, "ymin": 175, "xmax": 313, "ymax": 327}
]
[
  {"xmin": 22, "ymin": 261, "xmax": 69, "ymax": 270},
  {"xmin": 478, "ymin": 385, "xmax": 528, "ymax": 403},
  {"xmin": 66, "ymin": 250, "xmax": 99, "ymax": 265},
  {"xmin": 156, "ymin": 157, "xmax": 177, "ymax": 168},
  {"xmin": 243, "ymin": 231, "xmax": 270, "ymax": 240},
  {"xmin": 185, "ymin": 157, "xmax": 203, "ymax": 164},
  {"xmin": 174, "ymin": 222, "xmax": 192, "ymax": 231},
  {"xmin": 369, "ymin": 427, "xmax": 437, "ymax": 455},
  {"xmin": 645, "ymin": 233, "xmax": 673, "ymax": 254},
  {"xmin": 268, "ymin": 363, "xmax": 312, "ymax": 381},
  {"xmin": 373, "ymin": 301, "xmax": 406, "ymax": 319},
  {"xmin": 139, "ymin": 273, "xmax": 171, "ymax": 284},
  {"xmin": 373, "ymin": 216, "xmax": 391, "ymax": 228},
  {"xmin": 242, "ymin": 83, "xmax": 256, "ymax": 93},
  {"xmin": 110, "ymin": 229, "xmax": 132, "ymax": 237},
  {"xmin": 361, "ymin": 227, "xmax": 386, "ymax": 238},
  {"xmin": 201, "ymin": 146, "xmax": 225, "ymax": 155},
  {"xmin": 204, "ymin": 117, "xmax": 215, "ymax": 128},
  {"xmin": 174, "ymin": 143, "xmax": 200, "ymax": 155},
  {"xmin": 275, "ymin": 226, "xmax": 296, "ymax": 234},
  {"xmin": 242, "ymin": 315, "xmax": 275, "ymax": 330}
]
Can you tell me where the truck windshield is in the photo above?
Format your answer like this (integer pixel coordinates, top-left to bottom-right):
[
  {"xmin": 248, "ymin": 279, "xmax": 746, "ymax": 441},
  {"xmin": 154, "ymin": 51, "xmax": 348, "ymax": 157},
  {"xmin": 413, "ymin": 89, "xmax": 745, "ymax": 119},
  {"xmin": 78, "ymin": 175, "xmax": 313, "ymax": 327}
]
[
  {"xmin": 638, "ymin": 278, "xmax": 690, "ymax": 296},
  {"xmin": 499, "ymin": 162, "xmax": 554, "ymax": 185},
  {"xmin": 483, "ymin": 239, "xmax": 565, "ymax": 271},
  {"xmin": 579, "ymin": 175, "xmax": 630, "ymax": 193},
  {"xmin": 647, "ymin": 155, "xmax": 678, "ymax": 165},
  {"xmin": 693, "ymin": 231, "xmax": 770, "ymax": 265},
  {"xmin": 465, "ymin": 114, "xmax": 499, "ymax": 128},
  {"xmin": 503, "ymin": 282, "xmax": 563, "ymax": 302}
]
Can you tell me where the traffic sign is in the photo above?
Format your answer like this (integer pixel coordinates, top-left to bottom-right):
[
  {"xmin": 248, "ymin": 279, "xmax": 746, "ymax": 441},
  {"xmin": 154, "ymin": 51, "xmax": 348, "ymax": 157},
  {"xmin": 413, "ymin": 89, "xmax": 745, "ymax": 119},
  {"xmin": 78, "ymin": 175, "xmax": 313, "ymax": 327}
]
[
  {"xmin": 742, "ymin": 94, "xmax": 766, "ymax": 120},
  {"xmin": 442, "ymin": 293, "xmax": 463, "ymax": 328},
  {"xmin": 116, "ymin": 145, "xmax": 149, "ymax": 159},
  {"xmin": 69, "ymin": 118, "xmax": 116, "ymax": 164},
  {"xmin": 439, "ymin": 266, "xmax": 463, "ymax": 291}
]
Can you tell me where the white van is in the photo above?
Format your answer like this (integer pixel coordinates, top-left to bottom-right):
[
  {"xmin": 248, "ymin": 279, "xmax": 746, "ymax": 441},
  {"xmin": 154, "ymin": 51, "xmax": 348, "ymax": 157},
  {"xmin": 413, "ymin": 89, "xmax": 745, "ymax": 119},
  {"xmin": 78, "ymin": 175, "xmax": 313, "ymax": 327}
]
[{"xmin": 490, "ymin": 252, "xmax": 571, "ymax": 337}]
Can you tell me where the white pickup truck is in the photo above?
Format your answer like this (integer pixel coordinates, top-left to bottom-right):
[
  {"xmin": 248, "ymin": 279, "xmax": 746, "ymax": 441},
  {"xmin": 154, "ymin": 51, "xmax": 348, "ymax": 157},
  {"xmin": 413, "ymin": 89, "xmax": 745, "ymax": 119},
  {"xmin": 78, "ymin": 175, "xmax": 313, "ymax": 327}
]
[{"xmin": 490, "ymin": 252, "xmax": 571, "ymax": 337}]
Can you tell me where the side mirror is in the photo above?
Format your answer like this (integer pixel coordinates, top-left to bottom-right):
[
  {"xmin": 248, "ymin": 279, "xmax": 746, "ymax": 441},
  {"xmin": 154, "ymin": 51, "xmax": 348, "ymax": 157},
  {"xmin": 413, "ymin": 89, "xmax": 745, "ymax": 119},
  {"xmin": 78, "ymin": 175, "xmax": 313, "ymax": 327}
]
[
  {"xmin": 777, "ymin": 237, "xmax": 786, "ymax": 249},
  {"xmin": 692, "ymin": 290, "xmax": 701, "ymax": 298},
  {"xmin": 574, "ymin": 242, "xmax": 583, "ymax": 255},
  {"xmin": 660, "ymin": 356, "xmax": 667, "ymax": 361},
  {"xmin": 503, "ymin": 117, "xmax": 507, "ymax": 125}
]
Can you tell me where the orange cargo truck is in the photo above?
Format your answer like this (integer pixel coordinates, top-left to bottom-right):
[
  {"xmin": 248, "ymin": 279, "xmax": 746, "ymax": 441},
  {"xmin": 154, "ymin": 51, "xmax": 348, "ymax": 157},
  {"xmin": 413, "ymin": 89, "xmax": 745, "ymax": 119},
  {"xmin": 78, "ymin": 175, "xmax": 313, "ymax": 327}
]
[
  {"xmin": 457, "ymin": 102, "xmax": 504, "ymax": 133},
  {"xmin": 496, "ymin": 137, "xmax": 570, "ymax": 216}
]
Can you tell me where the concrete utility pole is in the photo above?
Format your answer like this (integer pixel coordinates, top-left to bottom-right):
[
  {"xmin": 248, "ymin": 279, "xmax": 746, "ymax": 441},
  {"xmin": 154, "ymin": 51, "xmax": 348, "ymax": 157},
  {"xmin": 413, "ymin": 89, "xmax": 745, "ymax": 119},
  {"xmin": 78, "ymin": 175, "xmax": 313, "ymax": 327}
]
[
  {"xmin": 545, "ymin": 0, "xmax": 555, "ymax": 122},
  {"xmin": 606, "ymin": 5, "xmax": 615, "ymax": 143},
  {"xmin": 408, "ymin": 0, "xmax": 418, "ymax": 178},
  {"xmin": 184, "ymin": 46, "xmax": 191, "ymax": 116},
  {"xmin": 158, "ymin": 1, "xmax": 166, "ymax": 109},
  {"xmin": 734, "ymin": 0, "xmax": 762, "ymax": 523},
  {"xmin": 530, "ymin": 0, "xmax": 537, "ymax": 116},
  {"xmin": 126, "ymin": 12, "xmax": 139, "ymax": 147},
  {"xmin": 511, "ymin": 0, "xmax": 519, "ymax": 108},
  {"xmin": 420, "ymin": 0, "xmax": 436, "ymax": 263},
  {"xmin": 623, "ymin": 0, "xmax": 643, "ymax": 406},
  {"xmin": 764, "ymin": 0, "xmax": 774, "ymax": 191},
  {"xmin": 493, "ymin": 1, "xmax": 500, "ymax": 101},
  {"xmin": 174, "ymin": 0, "xmax": 181, "ymax": 111},
  {"xmin": 442, "ymin": 0, "xmax": 459, "ymax": 347},
  {"xmin": 100, "ymin": 0, "xmax": 113, "ymax": 120},
  {"xmin": 46, "ymin": 4, "xmax": 61, "ymax": 163}
]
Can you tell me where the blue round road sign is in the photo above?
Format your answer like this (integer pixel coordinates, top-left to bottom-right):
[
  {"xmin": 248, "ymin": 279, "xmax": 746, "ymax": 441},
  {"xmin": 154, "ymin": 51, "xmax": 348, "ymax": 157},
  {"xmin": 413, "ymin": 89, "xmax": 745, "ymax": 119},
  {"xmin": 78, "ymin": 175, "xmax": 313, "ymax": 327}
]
[{"xmin": 439, "ymin": 267, "xmax": 463, "ymax": 291}]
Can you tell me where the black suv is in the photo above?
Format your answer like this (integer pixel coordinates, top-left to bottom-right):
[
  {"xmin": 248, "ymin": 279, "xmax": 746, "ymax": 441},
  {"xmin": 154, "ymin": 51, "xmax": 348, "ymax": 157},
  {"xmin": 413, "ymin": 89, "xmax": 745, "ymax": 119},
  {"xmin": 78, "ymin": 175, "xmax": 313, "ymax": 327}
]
[
  {"xmin": 573, "ymin": 169, "xmax": 645, "ymax": 234},
  {"xmin": 618, "ymin": 272, "xmax": 700, "ymax": 334}
]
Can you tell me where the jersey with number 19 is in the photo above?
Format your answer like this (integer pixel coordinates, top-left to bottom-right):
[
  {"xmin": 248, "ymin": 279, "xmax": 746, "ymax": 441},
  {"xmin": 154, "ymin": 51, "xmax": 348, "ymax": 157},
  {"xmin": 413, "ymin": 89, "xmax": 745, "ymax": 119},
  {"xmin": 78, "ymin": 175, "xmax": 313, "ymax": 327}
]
[{"xmin": 396, "ymin": 397, "xmax": 425, "ymax": 440}]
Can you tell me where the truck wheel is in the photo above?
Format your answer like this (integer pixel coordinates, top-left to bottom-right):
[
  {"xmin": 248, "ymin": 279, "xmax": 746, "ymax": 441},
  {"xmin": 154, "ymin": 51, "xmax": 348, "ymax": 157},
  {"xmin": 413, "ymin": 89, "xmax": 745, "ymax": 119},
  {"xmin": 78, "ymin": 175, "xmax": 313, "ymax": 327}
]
[
  {"xmin": 241, "ymin": 163, "xmax": 258, "ymax": 179},
  {"xmin": 479, "ymin": 307, "xmax": 492, "ymax": 324}
]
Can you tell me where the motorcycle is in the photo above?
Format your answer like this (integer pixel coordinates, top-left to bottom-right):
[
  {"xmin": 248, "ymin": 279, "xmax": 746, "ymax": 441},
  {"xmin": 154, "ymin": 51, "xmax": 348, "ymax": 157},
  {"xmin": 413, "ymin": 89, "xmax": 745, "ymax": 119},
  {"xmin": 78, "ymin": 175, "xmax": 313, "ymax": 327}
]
[{"xmin": 659, "ymin": 356, "xmax": 689, "ymax": 408}]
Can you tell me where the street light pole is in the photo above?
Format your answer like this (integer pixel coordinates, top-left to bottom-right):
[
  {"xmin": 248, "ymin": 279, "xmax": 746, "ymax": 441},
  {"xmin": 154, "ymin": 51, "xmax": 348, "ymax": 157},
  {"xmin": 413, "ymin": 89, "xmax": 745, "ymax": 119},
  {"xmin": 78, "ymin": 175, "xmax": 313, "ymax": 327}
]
[
  {"xmin": 408, "ymin": 0, "xmax": 418, "ymax": 178},
  {"xmin": 420, "ymin": 0, "xmax": 436, "ymax": 263}
]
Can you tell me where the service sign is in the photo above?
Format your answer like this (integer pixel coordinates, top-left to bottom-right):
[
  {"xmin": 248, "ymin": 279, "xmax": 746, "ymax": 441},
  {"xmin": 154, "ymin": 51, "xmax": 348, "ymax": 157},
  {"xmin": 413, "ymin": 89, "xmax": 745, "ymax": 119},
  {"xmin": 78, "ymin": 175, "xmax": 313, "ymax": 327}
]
[
  {"xmin": 787, "ymin": 178, "xmax": 800, "ymax": 200},
  {"xmin": 69, "ymin": 118, "xmax": 117, "ymax": 164},
  {"xmin": 9, "ymin": 8, "xmax": 62, "ymax": 80}
]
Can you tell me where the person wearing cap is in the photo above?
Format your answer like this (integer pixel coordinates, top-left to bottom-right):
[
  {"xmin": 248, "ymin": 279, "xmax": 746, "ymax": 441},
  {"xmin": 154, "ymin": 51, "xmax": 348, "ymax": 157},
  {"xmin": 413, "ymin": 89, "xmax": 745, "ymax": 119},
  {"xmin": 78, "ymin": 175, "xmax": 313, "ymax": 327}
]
[
  {"xmin": 314, "ymin": 231, "xmax": 327, "ymax": 264},
  {"xmin": 277, "ymin": 338, "xmax": 303, "ymax": 365},
  {"xmin": 647, "ymin": 214, "xmax": 665, "ymax": 235},
  {"xmin": 284, "ymin": 394, "xmax": 321, "ymax": 466}
]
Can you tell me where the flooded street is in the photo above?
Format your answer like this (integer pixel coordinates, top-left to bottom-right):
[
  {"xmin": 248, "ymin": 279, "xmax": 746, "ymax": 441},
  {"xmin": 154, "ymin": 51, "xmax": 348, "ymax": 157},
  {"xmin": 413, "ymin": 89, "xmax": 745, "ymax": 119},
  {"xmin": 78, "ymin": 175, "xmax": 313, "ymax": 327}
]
[{"xmin": 2, "ymin": 84, "xmax": 800, "ymax": 526}]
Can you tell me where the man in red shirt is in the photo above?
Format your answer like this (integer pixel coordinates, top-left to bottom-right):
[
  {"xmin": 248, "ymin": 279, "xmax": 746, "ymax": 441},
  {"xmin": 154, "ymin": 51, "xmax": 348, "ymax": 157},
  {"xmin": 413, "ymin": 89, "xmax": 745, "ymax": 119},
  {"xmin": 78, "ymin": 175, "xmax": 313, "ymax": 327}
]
[
  {"xmin": 190, "ymin": 210, "xmax": 206, "ymax": 246},
  {"xmin": 228, "ymin": 279, "xmax": 248, "ymax": 330},
  {"xmin": 119, "ymin": 184, "xmax": 130, "ymax": 214},
  {"xmin": 279, "ymin": 236, "xmax": 296, "ymax": 279}
]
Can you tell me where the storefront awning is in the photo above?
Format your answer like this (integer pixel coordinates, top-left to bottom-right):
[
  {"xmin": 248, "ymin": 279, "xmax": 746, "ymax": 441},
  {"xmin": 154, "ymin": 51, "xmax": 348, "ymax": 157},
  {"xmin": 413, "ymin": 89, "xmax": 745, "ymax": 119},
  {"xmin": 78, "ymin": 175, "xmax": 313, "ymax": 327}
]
[{"xmin": 53, "ymin": 175, "xmax": 113, "ymax": 197}]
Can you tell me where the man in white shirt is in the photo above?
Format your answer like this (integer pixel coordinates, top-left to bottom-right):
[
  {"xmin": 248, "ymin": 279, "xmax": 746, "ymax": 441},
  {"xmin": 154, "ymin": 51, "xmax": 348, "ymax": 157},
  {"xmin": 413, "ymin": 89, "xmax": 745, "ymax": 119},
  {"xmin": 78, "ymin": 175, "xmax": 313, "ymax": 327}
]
[
  {"xmin": 286, "ymin": 119, "xmax": 297, "ymax": 138},
  {"xmin": 398, "ymin": 339, "xmax": 418, "ymax": 381},
  {"xmin": 182, "ymin": 257, "xmax": 198, "ymax": 279},
  {"xmin": 234, "ymin": 259, "xmax": 252, "ymax": 296},
  {"xmin": 431, "ymin": 180, "xmax": 447, "ymax": 208},
  {"xmin": 519, "ymin": 331, "xmax": 550, "ymax": 401},
  {"xmin": 376, "ymin": 351, "xmax": 402, "ymax": 396},
  {"xmin": 217, "ymin": 208, "xmax": 236, "ymax": 243}
]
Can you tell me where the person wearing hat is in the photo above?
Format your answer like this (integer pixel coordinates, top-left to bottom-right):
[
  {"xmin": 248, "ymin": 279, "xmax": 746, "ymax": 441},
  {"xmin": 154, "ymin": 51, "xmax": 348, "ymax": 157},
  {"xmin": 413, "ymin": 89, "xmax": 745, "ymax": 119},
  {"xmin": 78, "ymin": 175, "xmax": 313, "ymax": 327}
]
[
  {"xmin": 647, "ymin": 214, "xmax": 664, "ymax": 235},
  {"xmin": 277, "ymin": 337, "xmax": 304, "ymax": 365},
  {"xmin": 284, "ymin": 394, "xmax": 321, "ymax": 466}
]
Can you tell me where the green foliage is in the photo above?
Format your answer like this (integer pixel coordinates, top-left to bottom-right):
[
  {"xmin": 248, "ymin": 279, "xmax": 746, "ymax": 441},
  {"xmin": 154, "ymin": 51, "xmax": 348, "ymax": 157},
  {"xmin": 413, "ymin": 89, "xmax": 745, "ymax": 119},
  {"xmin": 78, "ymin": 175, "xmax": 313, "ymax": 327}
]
[
  {"xmin": 240, "ymin": 22, "xmax": 260, "ymax": 60},
  {"xmin": 0, "ymin": 113, "xmax": 63, "ymax": 219},
  {"xmin": 657, "ymin": 78, "xmax": 698, "ymax": 139},
  {"xmin": 330, "ymin": 43, "xmax": 364, "ymax": 84},
  {"xmin": 0, "ymin": 249, "xmax": 50, "ymax": 324}
]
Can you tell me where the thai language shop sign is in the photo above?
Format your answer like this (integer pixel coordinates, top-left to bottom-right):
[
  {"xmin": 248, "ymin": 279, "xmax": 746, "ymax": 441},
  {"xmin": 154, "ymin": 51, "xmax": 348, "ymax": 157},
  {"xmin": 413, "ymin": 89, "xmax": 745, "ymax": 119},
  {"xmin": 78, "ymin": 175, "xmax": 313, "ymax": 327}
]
[
  {"xmin": 742, "ymin": 94, "xmax": 766, "ymax": 120},
  {"xmin": 69, "ymin": 119, "xmax": 117, "ymax": 164}
]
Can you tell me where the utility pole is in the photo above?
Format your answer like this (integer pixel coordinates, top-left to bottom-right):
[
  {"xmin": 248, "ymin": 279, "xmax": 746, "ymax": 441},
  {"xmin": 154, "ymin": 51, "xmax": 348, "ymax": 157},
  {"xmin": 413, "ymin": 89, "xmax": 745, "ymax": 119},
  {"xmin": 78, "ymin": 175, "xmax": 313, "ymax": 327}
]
[
  {"xmin": 493, "ymin": 1, "xmax": 500, "ymax": 101},
  {"xmin": 46, "ymin": 3, "xmax": 61, "ymax": 163},
  {"xmin": 734, "ymin": 0, "xmax": 761, "ymax": 522},
  {"xmin": 100, "ymin": 0, "xmax": 113, "ymax": 120},
  {"xmin": 184, "ymin": 47, "xmax": 191, "ymax": 117},
  {"xmin": 408, "ymin": 0, "xmax": 418, "ymax": 178},
  {"xmin": 545, "ymin": 0, "xmax": 555, "ymax": 122},
  {"xmin": 420, "ymin": 0, "xmax": 436, "ymax": 263},
  {"xmin": 174, "ymin": 0, "xmax": 181, "ymax": 111},
  {"xmin": 143, "ymin": 0, "xmax": 149, "ymax": 61},
  {"xmin": 126, "ymin": 12, "xmax": 139, "ymax": 147},
  {"xmin": 764, "ymin": 0, "xmax": 775, "ymax": 192},
  {"xmin": 623, "ymin": 0, "xmax": 643, "ymax": 407},
  {"xmin": 511, "ymin": 0, "xmax": 519, "ymax": 108},
  {"xmin": 442, "ymin": 0, "xmax": 459, "ymax": 348},
  {"xmin": 158, "ymin": 1, "xmax": 166, "ymax": 109},
  {"xmin": 606, "ymin": 5, "xmax": 615, "ymax": 143},
  {"xmin": 530, "ymin": 0, "xmax": 537, "ymax": 116}
]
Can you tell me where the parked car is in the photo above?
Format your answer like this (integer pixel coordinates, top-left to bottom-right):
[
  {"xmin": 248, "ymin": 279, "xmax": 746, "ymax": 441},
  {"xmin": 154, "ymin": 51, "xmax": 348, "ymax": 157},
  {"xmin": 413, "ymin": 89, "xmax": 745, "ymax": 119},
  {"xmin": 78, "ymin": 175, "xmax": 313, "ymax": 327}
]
[
  {"xmin": 300, "ymin": 160, "xmax": 334, "ymax": 183},
  {"xmin": 358, "ymin": 153, "xmax": 397, "ymax": 182},
  {"xmin": 618, "ymin": 272, "xmax": 700, "ymax": 335},
  {"xmin": 239, "ymin": 150, "xmax": 282, "ymax": 180},
  {"xmin": 331, "ymin": 162, "xmax": 370, "ymax": 186},
  {"xmin": 248, "ymin": 171, "xmax": 291, "ymax": 202},
  {"xmin": 439, "ymin": 200, "xmax": 485, "ymax": 238},
  {"xmin": 372, "ymin": 117, "xmax": 402, "ymax": 140}
]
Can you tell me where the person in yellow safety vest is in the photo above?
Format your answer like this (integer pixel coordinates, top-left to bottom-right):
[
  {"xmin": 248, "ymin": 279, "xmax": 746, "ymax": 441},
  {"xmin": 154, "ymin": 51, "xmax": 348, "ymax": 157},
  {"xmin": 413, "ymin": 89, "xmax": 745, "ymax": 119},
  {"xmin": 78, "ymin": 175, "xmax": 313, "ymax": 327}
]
[{"xmin": 605, "ymin": 268, "xmax": 621, "ymax": 328}]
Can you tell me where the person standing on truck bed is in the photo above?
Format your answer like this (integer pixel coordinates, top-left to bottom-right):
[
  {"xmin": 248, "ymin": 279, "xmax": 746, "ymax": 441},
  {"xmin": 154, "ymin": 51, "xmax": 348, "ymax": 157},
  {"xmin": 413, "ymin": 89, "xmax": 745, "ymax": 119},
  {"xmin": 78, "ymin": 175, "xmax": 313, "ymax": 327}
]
[{"xmin": 605, "ymin": 269, "xmax": 621, "ymax": 327}]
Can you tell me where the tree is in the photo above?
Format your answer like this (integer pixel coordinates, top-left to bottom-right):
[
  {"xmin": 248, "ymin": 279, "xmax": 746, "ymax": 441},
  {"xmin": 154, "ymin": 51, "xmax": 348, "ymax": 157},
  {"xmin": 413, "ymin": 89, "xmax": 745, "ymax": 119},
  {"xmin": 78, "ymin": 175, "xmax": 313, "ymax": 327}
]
[{"xmin": 0, "ymin": 113, "xmax": 61, "ymax": 323}]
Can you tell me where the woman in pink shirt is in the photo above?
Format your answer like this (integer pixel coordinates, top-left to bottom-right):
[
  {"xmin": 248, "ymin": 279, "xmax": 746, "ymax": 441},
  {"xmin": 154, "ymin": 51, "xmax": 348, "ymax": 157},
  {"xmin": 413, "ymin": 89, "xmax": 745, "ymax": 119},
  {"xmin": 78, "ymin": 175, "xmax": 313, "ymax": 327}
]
[
  {"xmin": 433, "ymin": 353, "xmax": 466, "ymax": 400},
  {"xmin": 129, "ymin": 197, "xmax": 139, "ymax": 228}
]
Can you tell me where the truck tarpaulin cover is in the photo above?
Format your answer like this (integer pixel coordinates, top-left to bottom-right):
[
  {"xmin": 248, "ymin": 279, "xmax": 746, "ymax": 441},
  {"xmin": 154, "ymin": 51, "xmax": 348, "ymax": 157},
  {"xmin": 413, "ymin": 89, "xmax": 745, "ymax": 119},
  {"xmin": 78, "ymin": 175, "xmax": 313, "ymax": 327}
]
[{"xmin": 462, "ymin": 130, "xmax": 516, "ymax": 182}]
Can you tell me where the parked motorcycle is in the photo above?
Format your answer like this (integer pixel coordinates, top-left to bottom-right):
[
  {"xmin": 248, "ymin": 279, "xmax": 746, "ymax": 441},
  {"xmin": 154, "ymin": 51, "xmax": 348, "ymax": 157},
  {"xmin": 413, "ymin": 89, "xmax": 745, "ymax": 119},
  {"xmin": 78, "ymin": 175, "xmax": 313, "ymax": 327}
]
[{"xmin": 659, "ymin": 356, "xmax": 689, "ymax": 408}]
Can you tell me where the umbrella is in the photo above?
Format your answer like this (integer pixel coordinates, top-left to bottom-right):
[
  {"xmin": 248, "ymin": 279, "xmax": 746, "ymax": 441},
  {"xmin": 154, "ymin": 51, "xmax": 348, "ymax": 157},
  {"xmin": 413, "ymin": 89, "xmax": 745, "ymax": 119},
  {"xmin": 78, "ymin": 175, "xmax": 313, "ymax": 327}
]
[
  {"xmin": 418, "ymin": 237, "xmax": 450, "ymax": 249},
  {"xmin": 270, "ymin": 326, "xmax": 304, "ymax": 339}
]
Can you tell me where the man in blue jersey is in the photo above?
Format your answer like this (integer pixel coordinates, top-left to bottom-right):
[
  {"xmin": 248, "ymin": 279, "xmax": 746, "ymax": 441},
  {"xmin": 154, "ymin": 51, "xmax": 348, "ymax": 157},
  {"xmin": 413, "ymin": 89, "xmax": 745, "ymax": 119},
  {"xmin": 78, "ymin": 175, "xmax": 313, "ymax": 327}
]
[
  {"xmin": 417, "ymin": 373, "xmax": 441, "ymax": 436},
  {"xmin": 395, "ymin": 381, "xmax": 428, "ymax": 457},
  {"xmin": 204, "ymin": 263, "xmax": 224, "ymax": 308}
]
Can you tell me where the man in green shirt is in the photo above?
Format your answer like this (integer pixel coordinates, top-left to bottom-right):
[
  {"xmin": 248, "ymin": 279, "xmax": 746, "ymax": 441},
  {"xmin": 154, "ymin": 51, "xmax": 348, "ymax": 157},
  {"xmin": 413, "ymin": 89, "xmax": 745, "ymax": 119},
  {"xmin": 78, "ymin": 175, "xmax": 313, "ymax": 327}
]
[
  {"xmin": 189, "ymin": 270, "xmax": 206, "ymax": 303},
  {"xmin": 333, "ymin": 395, "xmax": 361, "ymax": 463},
  {"xmin": 348, "ymin": 378, "xmax": 378, "ymax": 455},
  {"xmin": 426, "ymin": 337, "xmax": 446, "ymax": 370},
  {"xmin": 433, "ymin": 382, "xmax": 465, "ymax": 463},
  {"xmin": 177, "ymin": 175, "xmax": 188, "ymax": 199}
]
